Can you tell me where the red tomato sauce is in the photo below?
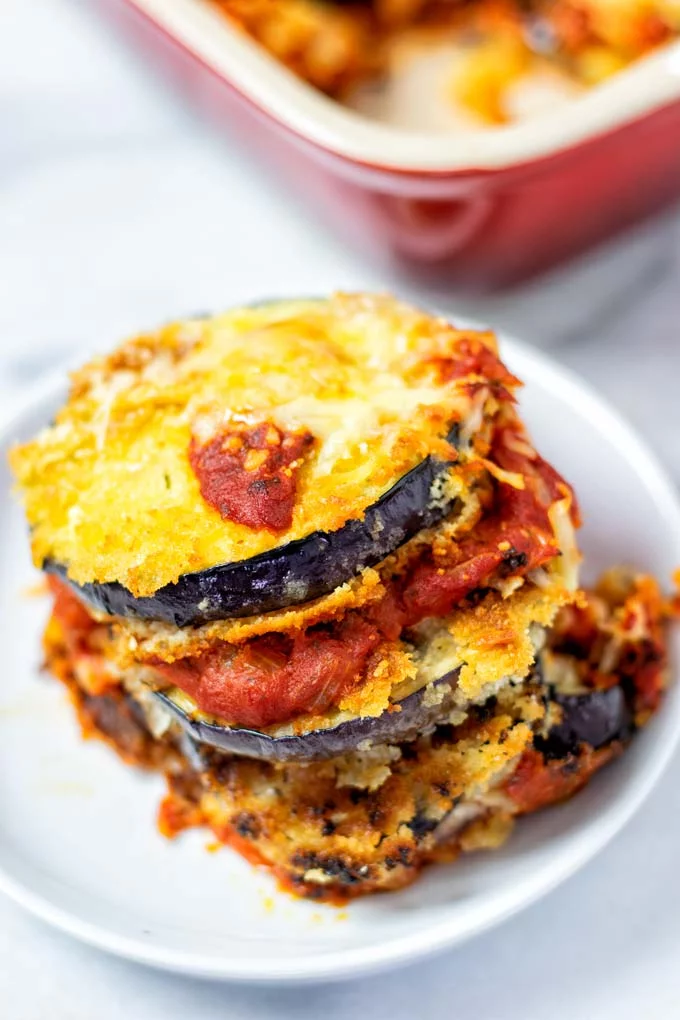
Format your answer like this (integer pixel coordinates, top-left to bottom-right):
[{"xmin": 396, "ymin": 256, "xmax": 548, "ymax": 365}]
[
  {"xmin": 158, "ymin": 789, "xmax": 206, "ymax": 840},
  {"xmin": 189, "ymin": 421, "xmax": 315, "ymax": 532},
  {"xmin": 47, "ymin": 576, "xmax": 120, "ymax": 697},
  {"xmin": 153, "ymin": 616, "xmax": 381, "ymax": 729}
]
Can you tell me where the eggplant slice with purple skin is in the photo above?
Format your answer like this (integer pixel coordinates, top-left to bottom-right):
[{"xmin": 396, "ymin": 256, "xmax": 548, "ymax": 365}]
[
  {"xmin": 45, "ymin": 435, "xmax": 460, "ymax": 627},
  {"xmin": 154, "ymin": 654, "xmax": 635, "ymax": 765},
  {"xmin": 153, "ymin": 669, "xmax": 461, "ymax": 763},
  {"xmin": 537, "ymin": 686, "xmax": 632, "ymax": 758}
]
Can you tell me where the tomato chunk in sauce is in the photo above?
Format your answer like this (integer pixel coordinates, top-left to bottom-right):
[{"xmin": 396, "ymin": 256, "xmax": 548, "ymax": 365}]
[{"xmin": 189, "ymin": 422, "xmax": 315, "ymax": 532}]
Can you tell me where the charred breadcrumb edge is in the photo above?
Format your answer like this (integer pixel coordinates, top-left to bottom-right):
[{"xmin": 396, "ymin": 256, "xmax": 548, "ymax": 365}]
[{"xmin": 44, "ymin": 657, "xmax": 623, "ymax": 902}]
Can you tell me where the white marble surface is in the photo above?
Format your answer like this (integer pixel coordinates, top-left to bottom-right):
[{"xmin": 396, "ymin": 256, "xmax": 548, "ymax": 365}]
[{"xmin": 1, "ymin": 1, "xmax": 680, "ymax": 1016}]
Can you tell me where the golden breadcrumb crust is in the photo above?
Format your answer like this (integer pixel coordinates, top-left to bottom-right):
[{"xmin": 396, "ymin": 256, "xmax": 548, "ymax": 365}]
[
  {"xmin": 449, "ymin": 581, "xmax": 578, "ymax": 703},
  {"xmin": 11, "ymin": 293, "xmax": 512, "ymax": 596},
  {"xmin": 194, "ymin": 709, "xmax": 532, "ymax": 899}
]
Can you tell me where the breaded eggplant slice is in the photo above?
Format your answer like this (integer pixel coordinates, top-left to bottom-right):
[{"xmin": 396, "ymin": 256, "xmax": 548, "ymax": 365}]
[{"xmin": 11, "ymin": 293, "xmax": 524, "ymax": 623}]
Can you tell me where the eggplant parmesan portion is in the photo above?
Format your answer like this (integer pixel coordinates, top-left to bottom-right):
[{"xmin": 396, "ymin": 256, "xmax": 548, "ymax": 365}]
[
  {"xmin": 17, "ymin": 293, "xmax": 579, "ymax": 746},
  {"xmin": 11, "ymin": 294, "xmax": 520, "ymax": 622},
  {"xmin": 12, "ymin": 291, "xmax": 674, "ymax": 904}
]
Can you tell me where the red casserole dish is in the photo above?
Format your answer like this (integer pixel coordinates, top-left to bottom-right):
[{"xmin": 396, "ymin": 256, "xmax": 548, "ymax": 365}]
[{"xmin": 100, "ymin": 0, "xmax": 680, "ymax": 289}]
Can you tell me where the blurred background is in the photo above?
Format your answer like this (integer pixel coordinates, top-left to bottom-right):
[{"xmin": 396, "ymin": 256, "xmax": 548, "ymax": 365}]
[
  {"xmin": 2, "ymin": 1, "xmax": 680, "ymax": 1017},
  {"xmin": 2, "ymin": 0, "xmax": 680, "ymax": 479}
]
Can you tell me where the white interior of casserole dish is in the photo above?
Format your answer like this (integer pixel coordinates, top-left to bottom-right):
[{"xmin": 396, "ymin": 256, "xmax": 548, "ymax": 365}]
[{"xmin": 127, "ymin": 0, "xmax": 680, "ymax": 171}]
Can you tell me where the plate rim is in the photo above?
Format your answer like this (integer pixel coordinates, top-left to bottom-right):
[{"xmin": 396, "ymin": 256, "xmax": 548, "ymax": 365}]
[{"xmin": 1, "ymin": 335, "xmax": 679, "ymax": 984}]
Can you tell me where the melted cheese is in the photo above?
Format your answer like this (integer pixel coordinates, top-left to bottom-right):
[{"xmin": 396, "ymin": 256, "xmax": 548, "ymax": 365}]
[{"xmin": 10, "ymin": 293, "xmax": 512, "ymax": 596}]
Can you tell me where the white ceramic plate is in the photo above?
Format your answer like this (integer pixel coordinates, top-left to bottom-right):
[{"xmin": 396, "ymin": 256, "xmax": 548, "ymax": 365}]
[{"xmin": 0, "ymin": 339, "xmax": 679, "ymax": 984}]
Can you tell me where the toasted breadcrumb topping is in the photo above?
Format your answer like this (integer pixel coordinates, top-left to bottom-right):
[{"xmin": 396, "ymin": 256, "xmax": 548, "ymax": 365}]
[{"xmin": 11, "ymin": 294, "xmax": 516, "ymax": 596}]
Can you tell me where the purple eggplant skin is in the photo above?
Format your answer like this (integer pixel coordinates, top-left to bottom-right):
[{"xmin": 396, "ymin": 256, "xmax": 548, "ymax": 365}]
[
  {"xmin": 45, "ymin": 440, "xmax": 460, "ymax": 627},
  {"xmin": 153, "ymin": 669, "xmax": 460, "ymax": 763},
  {"xmin": 538, "ymin": 686, "xmax": 632, "ymax": 759}
]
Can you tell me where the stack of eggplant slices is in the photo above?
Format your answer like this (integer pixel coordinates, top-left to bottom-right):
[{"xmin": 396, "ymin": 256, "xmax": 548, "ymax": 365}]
[{"xmin": 10, "ymin": 294, "xmax": 672, "ymax": 901}]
